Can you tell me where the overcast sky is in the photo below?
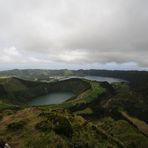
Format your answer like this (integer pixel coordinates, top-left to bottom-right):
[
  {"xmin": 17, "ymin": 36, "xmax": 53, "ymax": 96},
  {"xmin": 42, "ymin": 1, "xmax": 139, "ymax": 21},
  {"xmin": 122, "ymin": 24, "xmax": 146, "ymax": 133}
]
[{"xmin": 0, "ymin": 0, "xmax": 148, "ymax": 70}]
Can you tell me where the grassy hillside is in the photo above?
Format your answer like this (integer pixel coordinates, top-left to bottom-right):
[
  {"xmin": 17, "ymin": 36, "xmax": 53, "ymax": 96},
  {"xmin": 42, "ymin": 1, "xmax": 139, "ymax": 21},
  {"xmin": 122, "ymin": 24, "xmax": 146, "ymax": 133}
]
[
  {"xmin": 0, "ymin": 107, "xmax": 124, "ymax": 148},
  {"xmin": 0, "ymin": 76, "xmax": 148, "ymax": 147},
  {"xmin": 96, "ymin": 117, "xmax": 148, "ymax": 147}
]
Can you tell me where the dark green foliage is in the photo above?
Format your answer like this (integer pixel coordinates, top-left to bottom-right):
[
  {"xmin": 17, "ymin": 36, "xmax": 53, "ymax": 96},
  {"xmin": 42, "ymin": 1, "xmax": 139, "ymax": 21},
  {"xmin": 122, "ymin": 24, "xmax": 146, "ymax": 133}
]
[
  {"xmin": 46, "ymin": 78, "xmax": 91, "ymax": 94},
  {"xmin": 0, "ymin": 85, "xmax": 7, "ymax": 97},
  {"xmin": 38, "ymin": 112, "xmax": 73, "ymax": 137},
  {"xmin": 7, "ymin": 121, "xmax": 26, "ymax": 131},
  {"xmin": 53, "ymin": 116, "xmax": 73, "ymax": 138},
  {"xmin": 35, "ymin": 120, "xmax": 52, "ymax": 132},
  {"xmin": 70, "ymin": 141, "xmax": 89, "ymax": 148}
]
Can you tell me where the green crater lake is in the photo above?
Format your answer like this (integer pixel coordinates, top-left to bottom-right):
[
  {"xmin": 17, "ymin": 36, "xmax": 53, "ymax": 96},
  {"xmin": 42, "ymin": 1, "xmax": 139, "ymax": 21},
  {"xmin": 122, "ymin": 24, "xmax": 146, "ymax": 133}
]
[
  {"xmin": 28, "ymin": 92, "xmax": 74, "ymax": 106},
  {"xmin": 28, "ymin": 76, "xmax": 126, "ymax": 106}
]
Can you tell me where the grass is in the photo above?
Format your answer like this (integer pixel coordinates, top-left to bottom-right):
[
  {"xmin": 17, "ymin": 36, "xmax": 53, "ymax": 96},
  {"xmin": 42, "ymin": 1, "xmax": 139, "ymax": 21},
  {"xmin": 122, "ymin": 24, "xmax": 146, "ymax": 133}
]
[
  {"xmin": 0, "ymin": 77, "xmax": 27, "ymax": 92},
  {"xmin": 0, "ymin": 107, "xmax": 122, "ymax": 148},
  {"xmin": 0, "ymin": 103, "xmax": 11, "ymax": 110},
  {"xmin": 84, "ymin": 82, "xmax": 105, "ymax": 102},
  {"xmin": 0, "ymin": 77, "xmax": 10, "ymax": 82},
  {"xmin": 65, "ymin": 81, "xmax": 106, "ymax": 105},
  {"xmin": 7, "ymin": 120, "xmax": 26, "ymax": 131},
  {"xmin": 0, "ymin": 103, "xmax": 17, "ymax": 111},
  {"xmin": 121, "ymin": 111, "xmax": 148, "ymax": 136},
  {"xmin": 96, "ymin": 117, "xmax": 148, "ymax": 147},
  {"xmin": 75, "ymin": 107, "xmax": 93, "ymax": 115}
]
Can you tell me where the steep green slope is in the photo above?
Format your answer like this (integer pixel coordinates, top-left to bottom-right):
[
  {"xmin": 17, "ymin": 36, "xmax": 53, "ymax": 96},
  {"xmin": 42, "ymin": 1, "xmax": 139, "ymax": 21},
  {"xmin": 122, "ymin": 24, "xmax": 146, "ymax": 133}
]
[
  {"xmin": 105, "ymin": 82, "xmax": 148, "ymax": 123},
  {"xmin": 96, "ymin": 117, "xmax": 148, "ymax": 148}
]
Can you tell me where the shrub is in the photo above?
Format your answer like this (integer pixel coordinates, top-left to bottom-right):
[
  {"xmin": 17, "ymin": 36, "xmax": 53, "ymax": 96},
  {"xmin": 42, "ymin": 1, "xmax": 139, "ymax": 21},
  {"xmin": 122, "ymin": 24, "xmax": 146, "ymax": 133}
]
[
  {"xmin": 7, "ymin": 121, "xmax": 26, "ymax": 131},
  {"xmin": 38, "ymin": 113, "xmax": 73, "ymax": 137},
  {"xmin": 53, "ymin": 116, "xmax": 73, "ymax": 138},
  {"xmin": 35, "ymin": 120, "xmax": 52, "ymax": 132}
]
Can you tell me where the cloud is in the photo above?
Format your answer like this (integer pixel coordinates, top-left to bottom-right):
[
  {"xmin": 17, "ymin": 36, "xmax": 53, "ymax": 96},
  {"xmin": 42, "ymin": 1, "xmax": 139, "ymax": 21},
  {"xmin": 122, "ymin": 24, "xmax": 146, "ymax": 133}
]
[
  {"xmin": 0, "ymin": 46, "xmax": 51, "ymax": 64},
  {"xmin": 0, "ymin": 0, "xmax": 148, "ymax": 70}
]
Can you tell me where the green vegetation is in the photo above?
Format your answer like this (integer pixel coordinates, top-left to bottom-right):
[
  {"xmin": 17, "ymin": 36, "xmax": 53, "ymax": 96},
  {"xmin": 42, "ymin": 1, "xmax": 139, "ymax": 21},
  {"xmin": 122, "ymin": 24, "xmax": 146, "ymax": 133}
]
[
  {"xmin": 84, "ymin": 82, "xmax": 105, "ymax": 102},
  {"xmin": 35, "ymin": 120, "xmax": 52, "ymax": 132},
  {"xmin": 75, "ymin": 107, "xmax": 93, "ymax": 115},
  {"xmin": 0, "ymin": 103, "xmax": 12, "ymax": 110},
  {"xmin": 61, "ymin": 81, "xmax": 106, "ymax": 110},
  {"xmin": 7, "ymin": 120, "xmax": 26, "ymax": 131},
  {"xmin": 37, "ymin": 112, "xmax": 73, "ymax": 137},
  {"xmin": 121, "ymin": 111, "xmax": 148, "ymax": 136},
  {"xmin": 0, "ymin": 107, "xmax": 123, "ymax": 148},
  {"xmin": 0, "ymin": 71, "xmax": 148, "ymax": 148},
  {"xmin": 97, "ymin": 118, "xmax": 148, "ymax": 148},
  {"xmin": 0, "ymin": 77, "xmax": 90, "ymax": 105},
  {"xmin": 64, "ymin": 69, "xmax": 74, "ymax": 76},
  {"xmin": 0, "ymin": 102, "xmax": 17, "ymax": 110}
]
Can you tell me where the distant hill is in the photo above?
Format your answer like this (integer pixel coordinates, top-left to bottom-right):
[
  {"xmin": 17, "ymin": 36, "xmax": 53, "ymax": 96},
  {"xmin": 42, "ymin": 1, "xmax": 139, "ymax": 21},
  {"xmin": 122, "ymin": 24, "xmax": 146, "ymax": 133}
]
[
  {"xmin": 0, "ymin": 69, "xmax": 73, "ymax": 80},
  {"xmin": 1, "ymin": 69, "xmax": 148, "ymax": 95}
]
